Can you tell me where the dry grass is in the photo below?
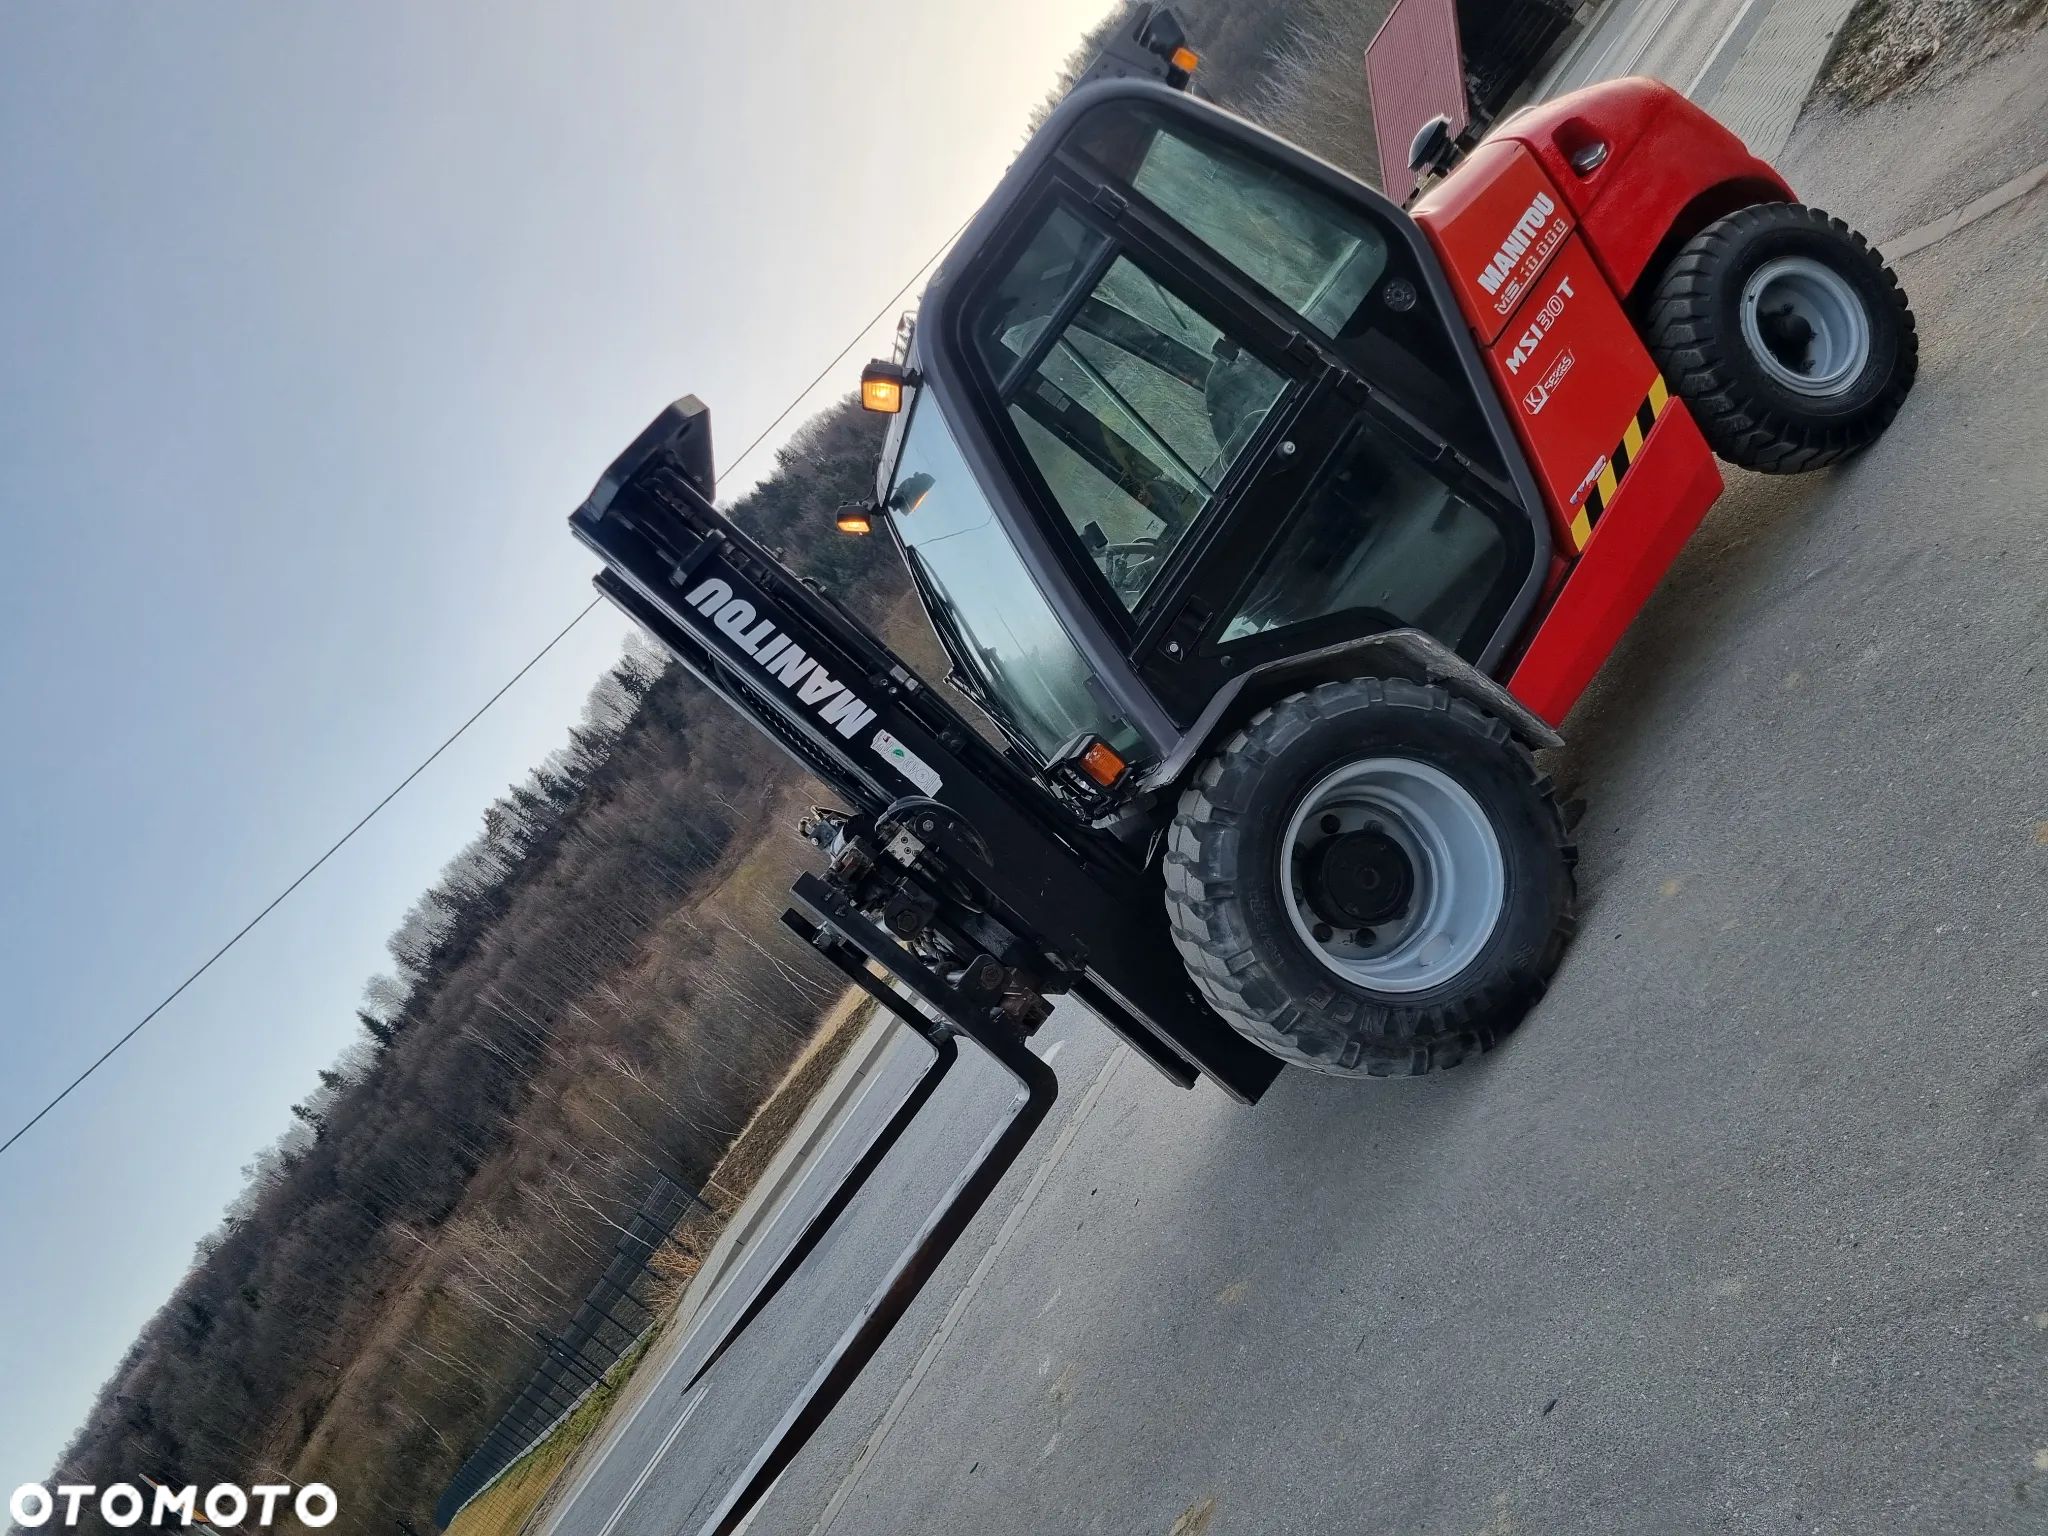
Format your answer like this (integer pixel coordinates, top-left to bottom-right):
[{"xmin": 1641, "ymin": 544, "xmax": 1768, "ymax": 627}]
[
  {"xmin": 240, "ymin": 773, "xmax": 882, "ymax": 1530},
  {"xmin": 639, "ymin": 984, "xmax": 878, "ymax": 1315},
  {"xmin": 441, "ymin": 1336, "xmax": 651, "ymax": 1536}
]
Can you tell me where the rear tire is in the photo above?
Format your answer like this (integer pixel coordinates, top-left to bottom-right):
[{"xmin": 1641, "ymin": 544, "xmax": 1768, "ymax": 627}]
[
  {"xmin": 1647, "ymin": 202, "xmax": 1916, "ymax": 473},
  {"xmin": 1162, "ymin": 679, "xmax": 1576, "ymax": 1078}
]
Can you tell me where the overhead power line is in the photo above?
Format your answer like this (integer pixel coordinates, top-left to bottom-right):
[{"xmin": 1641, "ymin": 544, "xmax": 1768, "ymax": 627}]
[
  {"xmin": 0, "ymin": 600, "xmax": 601, "ymax": 1161},
  {"xmin": 714, "ymin": 213, "xmax": 973, "ymax": 490},
  {"xmin": 0, "ymin": 218, "xmax": 968, "ymax": 1161}
]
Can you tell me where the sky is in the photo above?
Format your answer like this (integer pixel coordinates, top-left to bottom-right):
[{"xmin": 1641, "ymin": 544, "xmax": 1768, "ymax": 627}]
[{"xmin": 0, "ymin": 0, "xmax": 1116, "ymax": 1486}]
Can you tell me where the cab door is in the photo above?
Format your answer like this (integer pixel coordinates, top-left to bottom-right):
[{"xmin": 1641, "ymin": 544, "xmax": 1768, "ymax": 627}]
[
  {"xmin": 1036, "ymin": 93, "xmax": 1549, "ymax": 724},
  {"xmin": 950, "ymin": 184, "xmax": 1337, "ymax": 681}
]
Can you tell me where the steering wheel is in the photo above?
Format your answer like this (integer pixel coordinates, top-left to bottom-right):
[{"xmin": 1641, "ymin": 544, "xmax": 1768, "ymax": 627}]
[{"xmin": 1101, "ymin": 536, "xmax": 1166, "ymax": 601}]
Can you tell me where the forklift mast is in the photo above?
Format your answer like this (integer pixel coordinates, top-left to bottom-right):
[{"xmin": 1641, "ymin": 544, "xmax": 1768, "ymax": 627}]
[{"xmin": 572, "ymin": 395, "xmax": 1279, "ymax": 1104}]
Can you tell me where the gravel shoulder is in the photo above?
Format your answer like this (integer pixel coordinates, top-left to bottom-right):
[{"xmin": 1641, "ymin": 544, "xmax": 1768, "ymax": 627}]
[
  {"xmin": 1821, "ymin": 0, "xmax": 2047, "ymax": 106},
  {"xmin": 1800, "ymin": 14, "xmax": 2048, "ymax": 238}
]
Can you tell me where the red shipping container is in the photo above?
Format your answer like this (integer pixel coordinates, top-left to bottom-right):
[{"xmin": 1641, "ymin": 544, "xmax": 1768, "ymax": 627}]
[{"xmin": 1365, "ymin": 0, "xmax": 1470, "ymax": 203}]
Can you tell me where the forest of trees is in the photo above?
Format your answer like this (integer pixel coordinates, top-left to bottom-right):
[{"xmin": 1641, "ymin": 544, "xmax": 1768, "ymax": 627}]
[
  {"xmin": 39, "ymin": 3, "xmax": 1397, "ymax": 1530},
  {"xmin": 41, "ymin": 401, "xmax": 906, "ymax": 1533},
  {"xmin": 1035, "ymin": 0, "xmax": 1395, "ymax": 179}
]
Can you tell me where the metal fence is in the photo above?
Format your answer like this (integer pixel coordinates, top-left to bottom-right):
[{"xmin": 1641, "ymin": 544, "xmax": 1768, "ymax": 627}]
[{"xmin": 434, "ymin": 1175, "xmax": 708, "ymax": 1525}]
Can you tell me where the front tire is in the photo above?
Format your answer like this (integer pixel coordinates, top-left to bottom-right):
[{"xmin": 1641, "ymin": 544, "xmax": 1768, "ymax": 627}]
[
  {"xmin": 1647, "ymin": 202, "xmax": 1916, "ymax": 473},
  {"xmin": 1162, "ymin": 679, "xmax": 1576, "ymax": 1078}
]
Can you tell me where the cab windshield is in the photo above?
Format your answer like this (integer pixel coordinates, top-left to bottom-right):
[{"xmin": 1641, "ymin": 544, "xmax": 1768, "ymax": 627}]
[{"xmin": 886, "ymin": 395, "xmax": 1140, "ymax": 763}]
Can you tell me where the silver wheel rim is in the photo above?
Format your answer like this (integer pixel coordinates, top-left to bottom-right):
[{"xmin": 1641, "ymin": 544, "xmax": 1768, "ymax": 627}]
[
  {"xmin": 1280, "ymin": 757, "xmax": 1505, "ymax": 995},
  {"xmin": 1739, "ymin": 255, "xmax": 1872, "ymax": 399}
]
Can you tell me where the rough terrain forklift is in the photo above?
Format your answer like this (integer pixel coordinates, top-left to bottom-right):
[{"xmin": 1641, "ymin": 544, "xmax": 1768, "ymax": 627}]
[{"xmin": 563, "ymin": 9, "xmax": 1914, "ymax": 1529}]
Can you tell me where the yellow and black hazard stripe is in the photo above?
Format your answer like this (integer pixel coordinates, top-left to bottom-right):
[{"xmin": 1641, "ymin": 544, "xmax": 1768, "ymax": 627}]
[{"xmin": 1570, "ymin": 375, "xmax": 1673, "ymax": 549}]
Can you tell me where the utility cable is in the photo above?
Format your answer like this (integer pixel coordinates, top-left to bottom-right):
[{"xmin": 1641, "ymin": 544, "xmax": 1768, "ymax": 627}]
[{"xmin": 0, "ymin": 216, "xmax": 970, "ymax": 1159}]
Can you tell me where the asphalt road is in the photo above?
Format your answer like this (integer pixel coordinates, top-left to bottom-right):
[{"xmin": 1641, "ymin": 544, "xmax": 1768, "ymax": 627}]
[
  {"xmin": 547, "ymin": 34, "xmax": 2048, "ymax": 1536},
  {"xmin": 1542, "ymin": 0, "xmax": 1749, "ymax": 96}
]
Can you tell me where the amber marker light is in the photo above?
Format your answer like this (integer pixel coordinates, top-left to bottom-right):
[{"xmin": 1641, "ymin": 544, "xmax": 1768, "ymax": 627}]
[
  {"xmin": 1079, "ymin": 739, "xmax": 1128, "ymax": 788},
  {"xmin": 860, "ymin": 360, "xmax": 906, "ymax": 414}
]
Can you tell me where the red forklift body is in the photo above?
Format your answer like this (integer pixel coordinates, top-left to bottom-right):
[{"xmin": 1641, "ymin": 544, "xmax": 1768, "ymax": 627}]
[
  {"xmin": 1492, "ymin": 76, "xmax": 1796, "ymax": 299},
  {"xmin": 1413, "ymin": 78, "xmax": 1792, "ymax": 723}
]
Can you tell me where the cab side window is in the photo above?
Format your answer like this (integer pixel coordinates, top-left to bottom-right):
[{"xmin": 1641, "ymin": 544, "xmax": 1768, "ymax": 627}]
[
  {"xmin": 1071, "ymin": 103, "xmax": 1387, "ymax": 326},
  {"xmin": 1070, "ymin": 103, "xmax": 1506, "ymax": 477},
  {"xmin": 1220, "ymin": 420, "xmax": 1516, "ymax": 662},
  {"xmin": 968, "ymin": 206, "xmax": 1287, "ymax": 613}
]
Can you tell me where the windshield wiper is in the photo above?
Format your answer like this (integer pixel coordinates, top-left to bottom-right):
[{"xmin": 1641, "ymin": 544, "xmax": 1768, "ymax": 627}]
[{"xmin": 899, "ymin": 551, "xmax": 1033, "ymax": 746}]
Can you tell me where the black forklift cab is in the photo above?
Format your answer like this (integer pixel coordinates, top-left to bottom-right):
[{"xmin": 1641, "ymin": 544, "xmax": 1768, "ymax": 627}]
[{"xmin": 866, "ymin": 50, "xmax": 1557, "ymax": 797}]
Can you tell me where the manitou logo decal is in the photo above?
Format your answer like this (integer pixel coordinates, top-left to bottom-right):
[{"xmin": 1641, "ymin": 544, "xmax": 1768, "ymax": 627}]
[
  {"xmin": 1504, "ymin": 275, "xmax": 1575, "ymax": 375},
  {"xmin": 1477, "ymin": 191, "xmax": 1568, "ymax": 315},
  {"xmin": 683, "ymin": 577, "xmax": 878, "ymax": 740}
]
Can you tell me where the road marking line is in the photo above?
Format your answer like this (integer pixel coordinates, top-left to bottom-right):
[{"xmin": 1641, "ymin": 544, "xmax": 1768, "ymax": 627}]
[
  {"xmin": 806, "ymin": 1044, "xmax": 1132, "ymax": 1536},
  {"xmin": 593, "ymin": 1384, "xmax": 708, "ymax": 1536},
  {"xmin": 1882, "ymin": 157, "xmax": 2048, "ymax": 262},
  {"xmin": 1611, "ymin": 0, "xmax": 1691, "ymax": 79},
  {"xmin": 534, "ymin": 1038, "xmax": 914, "ymax": 1534},
  {"xmin": 692, "ymin": 1034, "xmax": 910, "ymax": 1324},
  {"xmin": 1686, "ymin": 0, "xmax": 1774, "ymax": 98}
]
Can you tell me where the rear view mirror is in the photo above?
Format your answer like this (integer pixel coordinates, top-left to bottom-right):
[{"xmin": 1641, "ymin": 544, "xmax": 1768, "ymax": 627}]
[{"xmin": 1408, "ymin": 114, "xmax": 1456, "ymax": 178}]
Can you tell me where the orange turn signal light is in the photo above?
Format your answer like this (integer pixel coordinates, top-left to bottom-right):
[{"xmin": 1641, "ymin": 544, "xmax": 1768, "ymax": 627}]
[
  {"xmin": 1170, "ymin": 45, "xmax": 1200, "ymax": 75},
  {"xmin": 860, "ymin": 360, "xmax": 907, "ymax": 414},
  {"xmin": 1078, "ymin": 740, "xmax": 1127, "ymax": 788},
  {"xmin": 835, "ymin": 507, "xmax": 873, "ymax": 536}
]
